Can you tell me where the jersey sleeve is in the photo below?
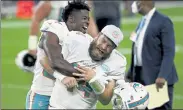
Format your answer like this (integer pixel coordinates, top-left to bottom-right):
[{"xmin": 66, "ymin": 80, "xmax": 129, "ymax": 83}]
[{"xmin": 40, "ymin": 20, "xmax": 69, "ymax": 45}]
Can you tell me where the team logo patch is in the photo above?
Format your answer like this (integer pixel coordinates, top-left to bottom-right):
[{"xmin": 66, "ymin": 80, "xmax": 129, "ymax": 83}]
[
  {"xmin": 112, "ymin": 31, "xmax": 119, "ymax": 38},
  {"xmin": 132, "ymin": 83, "xmax": 142, "ymax": 92},
  {"xmin": 101, "ymin": 64, "xmax": 110, "ymax": 72},
  {"xmin": 38, "ymin": 101, "xmax": 43, "ymax": 107}
]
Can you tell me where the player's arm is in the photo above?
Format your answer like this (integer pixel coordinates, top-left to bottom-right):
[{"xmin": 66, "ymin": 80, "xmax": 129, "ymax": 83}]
[
  {"xmin": 97, "ymin": 80, "xmax": 115, "ymax": 105},
  {"xmin": 73, "ymin": 66, "xmax": 116, "ymax": 105},
  {"xmin": 40, "ymin": 56, "xmax": 78, "ymax": 88},
  {"xmin": 28, "ymin": 1, "xmax": 51, "ymax": 55},
  {"xmin": 87, "ymin": 16, "xmax": 98, "ymax": 38},
  {"xmin": 97, "ymin": 69, "xmax": 126, "ymax": 105},
  {"xmin": 40, "ymin": 56, "xmax": 54, "ymax": 74},
  {"xmin": 39, "ymin": 56, "xmax": 66, "ymax": 81},
  {"xmin": 39, "ymin": 31, "xmax": 78, "ymax": 77}
]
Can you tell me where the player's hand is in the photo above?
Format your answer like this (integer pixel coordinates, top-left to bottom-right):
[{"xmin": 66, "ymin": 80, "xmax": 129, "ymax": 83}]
[
  {"xmin": 61, "ymin": 77, "xmax": 78, "ymax": 89},
  {"xmin": 155, "ymin": 77, "xmax": 166, "ymax": 92},
  {"xmin": 73, "ymin": 66, "xmax": 96, "ymax": 82},
  {"xmin": 29, "ymin": 49, "xmax": 37, "ymax": 56}
]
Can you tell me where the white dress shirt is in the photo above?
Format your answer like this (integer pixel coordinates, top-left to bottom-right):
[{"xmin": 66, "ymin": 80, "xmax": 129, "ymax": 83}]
[{"xmin": 134, "ymin": 8, "xmax": 156, "ymax": 66}]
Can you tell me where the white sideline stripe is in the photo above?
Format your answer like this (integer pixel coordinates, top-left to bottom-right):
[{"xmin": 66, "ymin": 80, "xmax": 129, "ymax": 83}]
[
  {"xmin": 2, "ymin": 21, "xmax": 31, "ymax": 28},
  {"xmin": 118, "ymin": 45, "xmax": 183, "ymax": 55},
  {"xmin": 2, "ymin": 16, "xmax": 183, "ymax": 28},
  {"xmin": 2, "ymin": 84, "xmax": 30, "ymax": 90},
  {"xmin": 2, "ymin": 83, "xmax": 183, "ymax": 100},
  {"xmin": 175, "ymin": 44, "xmax": 183, "ymax": 53},
  {"xmin": 121, "ymin": 16, "xmax": 183, "ymax": 24},
  {"xmin": 174, "ymin": 95, "xmax": 183, "ymax": 100},
  {"xmin": 2, "ymin": 45, "xmax": 183, "ymax": 65},
  {"xmin": 118, "ymin": 48, "xmax": 132, "ymax": 55}
]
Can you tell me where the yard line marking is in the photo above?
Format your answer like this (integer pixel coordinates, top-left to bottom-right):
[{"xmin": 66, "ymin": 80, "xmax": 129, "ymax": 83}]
[
  {"xmin": 2, "ymin": 44, "xmax": 183, "ymax": 65},
  {"xmin": 2, "ymin": 45, "xmax": 183, "ymax": 65},
  {"xmin": 175, "ymin": 44, "xmax": 183, "ymax": 53},
  {"xmin": 2, "ymin": 16, "xmax": 183, "ymax": 28},
  {"xmin": 1, "ymin": 84, "xmax": 30, "ymax": 90},
  {"xmin": 2, "ymin": 83, "xmax": 183, "ymax": 100},
  {"xmin": 118, "ymin": 48, "xmax": 131, "ymax": 55},
  {"xmin": 118, "ymin": 44, "xmax": 183, "ymax": 55},
  {"xmin": 122, "ymin": 16, "xmax": 183, "ymax": 25}
]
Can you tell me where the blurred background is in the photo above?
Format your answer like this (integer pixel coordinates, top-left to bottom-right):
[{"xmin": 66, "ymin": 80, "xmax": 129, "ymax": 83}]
[{"xmin": 1, "ymin": 0, "xmax": 183, "ymax": 109}]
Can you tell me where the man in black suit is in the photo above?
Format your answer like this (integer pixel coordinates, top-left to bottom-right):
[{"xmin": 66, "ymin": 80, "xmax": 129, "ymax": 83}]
[{"xmin": 126, "ymin": 1, "xmax": 178, "ymax": 109}]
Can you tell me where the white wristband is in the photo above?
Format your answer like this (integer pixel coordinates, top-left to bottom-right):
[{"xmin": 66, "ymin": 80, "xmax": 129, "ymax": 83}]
[
  {"xmin": 53, "ymin": 71, "xmax": 66, "ymax": 81},
  {"xmin": 89, "ymin": 75, "xmax": 105, "ymax": 95},
  {"xmin": 28, "ymin": 35, "xmax": 38, "ymax": 50}
]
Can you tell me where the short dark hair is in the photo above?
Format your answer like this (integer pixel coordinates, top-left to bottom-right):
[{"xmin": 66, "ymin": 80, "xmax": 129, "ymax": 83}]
[{"xmin": 62, "ymin": 1, "xmax": 90, "ymax": 22}]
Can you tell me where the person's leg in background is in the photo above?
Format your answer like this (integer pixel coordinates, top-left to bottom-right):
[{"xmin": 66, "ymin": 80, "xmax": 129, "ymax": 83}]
[
  {"xmin": 95, "ymin": 18, "xmax": 108, "ymax": 32},
  {"xmin": 124, "ymin": 0, "xmax": 134, "ymax": 17},
  {"xmin": 134, "ymin": 66, "xmax": 145, "ymax": 85},
  {"xmin": 167, "ymin": 85, "xmax": 174, "ymax": 109},
  {"xmin": 106, "ymin": 17, "xmax": 121, "ymax": 28},
  {"xmin": 34, "ymin": 0, "xmax": 40, "ymax": 6}
]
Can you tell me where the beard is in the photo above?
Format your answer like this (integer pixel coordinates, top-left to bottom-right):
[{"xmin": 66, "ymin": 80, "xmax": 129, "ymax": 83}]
[{"xmin": 88, "ymin": 41, "xmax": 111, "ymax": 62}]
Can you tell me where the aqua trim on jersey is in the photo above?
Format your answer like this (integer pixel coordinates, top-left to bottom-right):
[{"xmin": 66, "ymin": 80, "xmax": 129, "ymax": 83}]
[
  {"xmin": 77, "ymin": 81, "xmax": 94, "ymax": 98},
  {"xmin": 42, "ymin": 69, "xmax": 55, "ymax": 80},
  {"xmin": 26, "ymin": 90, "xmax": 50, "ymax": 109}
]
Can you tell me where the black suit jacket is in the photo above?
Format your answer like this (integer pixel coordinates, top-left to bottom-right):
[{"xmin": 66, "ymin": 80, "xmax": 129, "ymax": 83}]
[{"xmin": 127, "ymin": 11, "xmax": 178, "ymax": 85}]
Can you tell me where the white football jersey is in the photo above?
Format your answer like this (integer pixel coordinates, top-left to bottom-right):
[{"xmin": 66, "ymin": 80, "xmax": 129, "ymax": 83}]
[
  {"xmin": 40, "ymin": 20, "xmax": 69, "ymax": 45},
  {"xmin": 49, "ymin": 31, "xmax": 127, "ymax": 109},
  {"xmin": 31, "ymin": 20, "xmax": 69, "ymax": 96}
]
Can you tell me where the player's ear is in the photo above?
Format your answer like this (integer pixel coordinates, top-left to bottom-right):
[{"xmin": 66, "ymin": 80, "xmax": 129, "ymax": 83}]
[{"xmin": 68, "ymin": 15, "xmax": 75, "ymax": 23}]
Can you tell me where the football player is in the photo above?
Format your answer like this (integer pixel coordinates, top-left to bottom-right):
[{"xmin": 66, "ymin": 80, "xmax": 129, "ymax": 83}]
[
  {"xmin": 25, "ymin": 1, "xmax": 90, "ymax": 109},
  {"xmin": 40, "ymin": 25, "xmax": 127, "ymax": 109}
]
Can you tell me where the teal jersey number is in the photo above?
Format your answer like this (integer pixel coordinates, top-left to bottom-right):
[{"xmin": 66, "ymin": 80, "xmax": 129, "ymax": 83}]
[{"xmin": 77, "ymin": 81, "xmax": 94, "ymax": 98}]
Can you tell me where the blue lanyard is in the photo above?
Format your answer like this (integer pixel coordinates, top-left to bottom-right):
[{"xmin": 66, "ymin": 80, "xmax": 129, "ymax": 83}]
[{"xmin": 136, "ymin": 17, "xmax": 146, "ymax": 41}]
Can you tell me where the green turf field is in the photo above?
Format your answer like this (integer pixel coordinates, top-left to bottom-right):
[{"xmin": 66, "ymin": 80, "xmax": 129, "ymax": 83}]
[{"xmin": 1, "ymin": 7, "xmax": 183, "ymax": 109}]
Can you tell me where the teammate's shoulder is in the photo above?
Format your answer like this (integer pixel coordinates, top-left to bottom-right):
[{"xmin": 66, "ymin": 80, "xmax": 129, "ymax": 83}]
[
  {"xmin": 42, "ymin": 19, "xmax": 60, "ymax": 25},
  {"xmin": 40, "ymin": 20, "xmax": 69, "ymax": 43},
  {"xmin": 85, "ymin": 33, "xmax": 94, "ymax": 42},
  {"xmin": 68, "ymin": 31, "xmax": 93, "ymax": 41},
  {"xmin": 41, "ymin": 20, "xmax": 68, "ymax": 33},
  {"xmin": 41, "ymin": 20, "xmax": 66, "ymax": 30},
  {"xmin": 112, "ymin": 49, "xmax": 125, "ymax": 58},
  {"xmin": 111, "ymin": 49, "xmax": 127, "ymax": 65}
]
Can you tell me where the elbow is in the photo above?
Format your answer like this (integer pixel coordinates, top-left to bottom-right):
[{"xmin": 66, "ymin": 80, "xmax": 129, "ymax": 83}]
[
  {"xmin": 100, "ymin": 99, "xmax": 111, "ymax": 105},
  {"xmin": 51, "ymin": 60, "xmax": 67, "ymax": 72},
  {"xmin": 52, "ymin": 64, "xmax": 57, "ymax": 70},
  {"xmin": 49, "ymin": 60, "xmax": 59, "ymax": 69},
  {"xmin": 51, "ymin": 62, "xmax": 61, "ymax": 70}
]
